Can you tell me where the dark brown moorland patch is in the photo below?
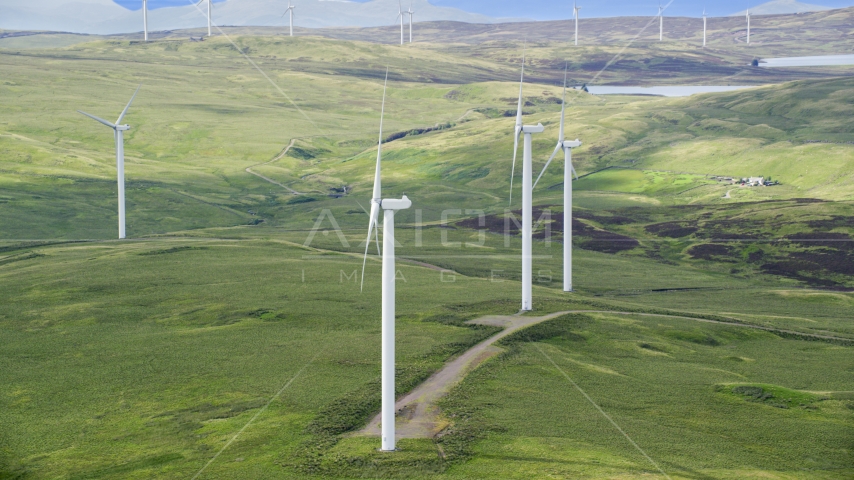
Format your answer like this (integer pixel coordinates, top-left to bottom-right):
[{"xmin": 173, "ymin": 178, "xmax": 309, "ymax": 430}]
[
  {"xmin": 456, "ymin": 210, "xmax": 639, "ymax": 254},
  {"xmin": 687, "ymin": 244, "xmax": 739, "ymax": 262},
  {"xmin": 646, "ymin": 221, "xmax": 699, "ymax": 238},
  {"xmin": 785, "ymin": 232, "xmax": 854, "ymax": 251}
]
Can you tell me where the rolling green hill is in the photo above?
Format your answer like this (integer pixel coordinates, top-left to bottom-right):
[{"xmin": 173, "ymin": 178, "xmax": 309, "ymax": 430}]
[{"xmin": 1, "ymin": 22, "xmax": 852, "ymax": 479}]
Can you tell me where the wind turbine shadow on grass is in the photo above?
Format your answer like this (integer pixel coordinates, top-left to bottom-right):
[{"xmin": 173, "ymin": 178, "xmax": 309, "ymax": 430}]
[{"xmin": 77, "ymin": 85, "xmax": 141, "ymax": 240}]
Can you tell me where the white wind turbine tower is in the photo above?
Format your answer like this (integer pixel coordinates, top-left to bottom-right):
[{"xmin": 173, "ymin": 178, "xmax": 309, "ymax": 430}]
[
  {"xmin": 508, "ymin": 53, "xmax": 545, "ymax": 312},
  {"xmin": 703, "ymin": 8, "xmax": 707, "ymax": 47},
  {"xmin": 573, "ymin": 2, "xmax": 581, "ymax": 46},
  {"xmin": 658, "ymin": 3, "xmax": 664, "ymax": 41},
  {"xmin": 196, "ymin": 0, "xmax": 212, "ymax": 37},
  {"xmin": 746, "ymin": 7, "xmax": 751, "ymax": 44},
  {"xmin": 360, "ymin": 69, "xmax": 412, "ymax": 452},
  {"xmin": 77, "ymin": 85, "xmax": 141, "ymax": 240},
  {"xmin": 142, "ymin": 0, "xmax": 149, "ymax": 41},
  {"xmin": 283, "ymin": 0, "xmax": 295, "ymax": 37},
  {"xmin": 406, "ymin": 1, "xmax": 414, "ymax": 43},
  {"xmin": 395, "ymin": 0, "xmax": 405, "ymax": 45},
  {"xmin": 533, "ymin": 66, "xmax": 581, "ymax": 293}
]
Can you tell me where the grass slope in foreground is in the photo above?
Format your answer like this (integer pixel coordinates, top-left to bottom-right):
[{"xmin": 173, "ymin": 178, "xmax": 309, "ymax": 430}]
[{"xmin": 437, "ymin": 313, "xmax": 853, "ymax": 479}]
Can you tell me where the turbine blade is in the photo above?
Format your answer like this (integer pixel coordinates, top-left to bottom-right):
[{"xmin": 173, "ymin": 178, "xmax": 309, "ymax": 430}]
[
  {"xmin": 515, "ymin": 54, "xmax": 525, "ymax": 131},
  {"xmin": 361, "ymin": 67, "xmax": 390, "ymax": 293},
  {"xmin": 534, "ymin": 142, "xmax": 562, "ymax": 190},
  {"xmin": 116, "ymin": 84, "xmax": 141, "ymax": 125},
  {"xmin": 378, "ymin": 68, "xmax": 389, "ymax": 145},
  {"xmin": 372, "ymin": 68, "xmax": 389, "ymax": 204},
  {"xmin": 509, "ymin": 47, "xmax": 525, "ymax": 205},
  {"xmin": 509, "ymin": 128, "xmax": 520, "ymax": 205},
  {"xmin": 78, "ymin": 110, "xmax": 116, "ymax": 129},
  {"xmin": 373, "ymin": 213, "xmax": 381, "ymax": 256},
  {"xmin": 360, "ymin": 205, "xmax": 380, "ymax": 292},
  {"xmin": 559, "ymin": 63, "xmax": 568, "ymax": 143},
  {"xmin": 571, "ymin": 162, "xmax": 579, "ymax": 180}
]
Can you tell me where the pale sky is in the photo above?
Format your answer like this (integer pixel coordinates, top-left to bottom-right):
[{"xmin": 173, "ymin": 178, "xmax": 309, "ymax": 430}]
[{"xmin": 114, "ymin": 0, "xmax": 854, "ymax": 18}]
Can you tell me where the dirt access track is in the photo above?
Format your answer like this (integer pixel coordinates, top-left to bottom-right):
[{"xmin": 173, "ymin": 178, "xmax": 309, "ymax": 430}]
[{"xmin": 357, "ymin": 309, "xmax": 850, "ymax": 441}]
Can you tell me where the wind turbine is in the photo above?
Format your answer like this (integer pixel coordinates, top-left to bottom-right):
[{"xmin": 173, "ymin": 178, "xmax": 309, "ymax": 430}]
[
  {"xmin": 406, "ymin": 1, "xmax": 414, "ymax": 43},
  {"xmin": 283, "ymin": 1, "xmax": 295, "ymax": 37},
  {"xmin": 143, "ymin": 0, "xmax": 149, "ymax": 42},
  {"xmin": 508, "ymin": 52, "xmax": 545, "ymax": 312},
  {"xmin": 360, "ymin": 70, "xmax": 412, "ymax": 452},
  {"xmin": 658, "ymin": 3, "xmax": 664, "ymax": 41},
  {"xmin": 573, "ymin": 2, "xmax": 581, "ymax": 46},
  {"xmin": 77, "ymin": 85, "xmax": 141, "ymax": 240},
  {"xmin": 395, "ymin": 0, "xmax": 405, "ymax": 45},
  {"xmin": 533, "ymin": 65, "xmax": 581, "ymax": 293},
  {"xmin": 702, "ymin": 8, "xmax": 707, "ymax": 47},
  {"xmin": 196, "ymin": 0, "xmax": 212, "ymax": 37},
  {"xmin": 746, "ymin": 7, "xmax": 751, "ymax": 44}
]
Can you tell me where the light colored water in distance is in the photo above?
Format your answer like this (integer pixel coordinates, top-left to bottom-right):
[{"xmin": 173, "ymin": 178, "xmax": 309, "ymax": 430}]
[
  {"xmin": 585, "ymin": 86, "xmax": 755, "ymax": 97},
  {"xmin": 759, "ymin": 54, "xmax": 854, "ymax": 67}
]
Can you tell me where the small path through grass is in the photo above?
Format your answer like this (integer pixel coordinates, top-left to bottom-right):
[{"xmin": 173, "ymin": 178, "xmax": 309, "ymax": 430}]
[
  {"xmin": 358, "ymin": 311, "xmax": 566, "ymax": 439},
  {"xmin": 358, "ymin": 308, "xmax": 851, "ymax": 440},
  {"xmin": 245, "ymin": 138, "xmax": 303, "ymax": 195}
]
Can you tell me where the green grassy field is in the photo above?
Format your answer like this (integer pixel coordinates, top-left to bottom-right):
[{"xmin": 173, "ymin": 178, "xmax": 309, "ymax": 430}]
[
  {"xmin": 1, "ymin": 18, "xmax": 852, "ymax": 479},
  {"xmin": 436, "ymin": 313, "xmax": 853, "ymax": 479}
]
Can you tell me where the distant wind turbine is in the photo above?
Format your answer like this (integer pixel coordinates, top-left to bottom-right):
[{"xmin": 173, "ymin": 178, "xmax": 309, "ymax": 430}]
[
  {"xmin": 746, "ymin": 7, "xmax": 751, "ymax": 44},
  {"xmin": 395, "ymin": 0, "xmax": 405, "ymax": 45},
  {"xmin": 573, "ymin": 2, "xmax": 581, "ymax": 46},
  {"xmin": 406, "ymin": 1, "xmax": 414, "ymax": 43},
  {"xmin": 77, "ymin": 85, "xmax": 141, "ymax": 240},
  {"xmin": 509, "ymin": 51, "xmax": 545, "ymax": 312},
  {"xmin": 196, "ymin": 0, "xmax": 212, "ymax": 37},
  {"xmin": 283, "ymin": 0, "xmax": 295, "ymax": 37},
  {"xmin": 534, "ymin": 65, "xmax": 581, "ymax": 293},
  {"xmin": 143, "ymin": 0, "xmax": 149, "ymax": 41},
  {"xmin": 702, "ymin": 8, "xmax": 707, "ymax": 47},
  {"xmin": 360, "ymin": 69, "xmax": 413, "ymax": 452},
  {"xmin": 658, "ymin": 3, "xmax": 664, "ymax": 41}
]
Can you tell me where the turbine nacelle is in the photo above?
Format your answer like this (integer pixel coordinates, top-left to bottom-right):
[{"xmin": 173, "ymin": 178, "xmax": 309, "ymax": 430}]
[
  {"xmin": 562, "ymin": 139, "xmax": 582, "ymax": 149},
  {"xmin": 380, "ymin": 195, "xmax": 412, "ymax": 211},
  {"xmin": 522, "ymin": 124, "xmax": 545, "ymax": 134}
]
